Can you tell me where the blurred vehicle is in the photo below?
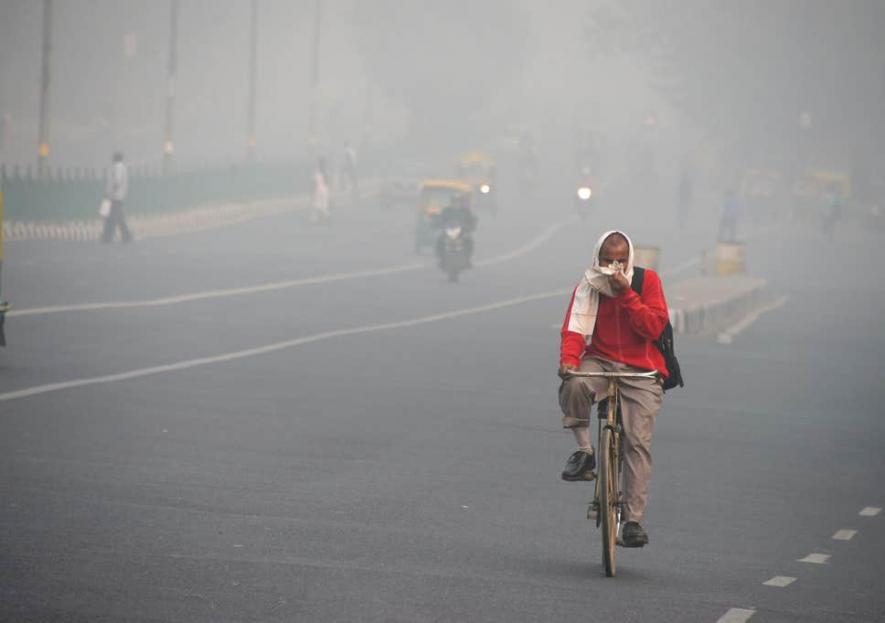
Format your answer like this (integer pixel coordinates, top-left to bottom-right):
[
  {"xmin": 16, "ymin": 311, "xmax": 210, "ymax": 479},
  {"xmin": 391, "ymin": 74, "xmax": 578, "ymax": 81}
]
[
  {"xmin": 415, "ymin": 179, "xmax": 472, "ymax": 254},
  {"xmin": 457, "ymin": 151, "xmax": 498, "ymax": 213},
  {"xmin": 574, "ymin": 166, "xmax": 596, "ymax": 220},
  {"xmin": 438, "ymin": 223, "xmax": 470, "ymax": 282},
  {"xmin": 792, "ymin": 169, "xmax": 851, "ymax": 222}
]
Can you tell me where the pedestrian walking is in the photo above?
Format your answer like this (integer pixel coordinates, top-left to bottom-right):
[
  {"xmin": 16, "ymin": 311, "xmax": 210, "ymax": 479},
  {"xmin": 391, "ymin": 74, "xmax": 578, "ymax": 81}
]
[{"xmin": 101, "ymin": 152, "xmax": 132, "ymax": 243}]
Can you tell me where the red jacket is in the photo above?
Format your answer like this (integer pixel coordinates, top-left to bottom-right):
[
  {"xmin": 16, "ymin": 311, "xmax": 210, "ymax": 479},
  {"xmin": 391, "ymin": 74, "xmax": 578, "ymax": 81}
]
[{"xmin": 560, "ymin": 269, "xmax": 670, "ymax": 377}]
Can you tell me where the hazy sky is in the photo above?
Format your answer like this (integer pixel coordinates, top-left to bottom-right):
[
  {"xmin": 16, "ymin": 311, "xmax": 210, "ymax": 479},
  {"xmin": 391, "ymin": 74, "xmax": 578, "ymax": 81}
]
[{"xmin": 0, "ymin": 0, "xmax": 669, "ymax": 170}]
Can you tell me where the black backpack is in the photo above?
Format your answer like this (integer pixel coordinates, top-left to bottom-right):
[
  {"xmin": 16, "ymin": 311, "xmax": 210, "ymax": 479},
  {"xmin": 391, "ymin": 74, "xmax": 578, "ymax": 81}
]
[{"xmin": 630, "ymin": 267, "xmax": 684, "ymax": 392}]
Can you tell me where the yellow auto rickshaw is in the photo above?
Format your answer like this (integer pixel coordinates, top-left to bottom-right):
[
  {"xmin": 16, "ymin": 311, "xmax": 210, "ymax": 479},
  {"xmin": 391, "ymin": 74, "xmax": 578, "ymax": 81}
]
[
  {"xmin": 415, "ymin": 179, "xmax": 472, "ymax": 254},
  {"xmin": 457, "ymin": 151, "xmax": 498, "ymax": 213},
  {"xmin": 791, "ymin": 169, "xmax": 851, "ymax": 222}
]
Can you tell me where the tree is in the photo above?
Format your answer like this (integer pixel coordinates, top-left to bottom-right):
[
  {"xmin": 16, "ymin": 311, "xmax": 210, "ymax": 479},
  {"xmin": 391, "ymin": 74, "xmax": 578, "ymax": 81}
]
[
  {"xmin": 586, "ymin": 0, "xmax": 885, "ymax": 180},
  {"xmin": 354, "ymin": 1, "xmax": 528, "ymax": 147}
]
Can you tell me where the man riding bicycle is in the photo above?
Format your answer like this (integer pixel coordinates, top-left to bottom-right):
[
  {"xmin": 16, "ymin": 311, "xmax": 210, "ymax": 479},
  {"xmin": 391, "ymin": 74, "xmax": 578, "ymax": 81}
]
[{"xmin": 558, "ymin": 230, "xmax": 670, "ymax": 548}]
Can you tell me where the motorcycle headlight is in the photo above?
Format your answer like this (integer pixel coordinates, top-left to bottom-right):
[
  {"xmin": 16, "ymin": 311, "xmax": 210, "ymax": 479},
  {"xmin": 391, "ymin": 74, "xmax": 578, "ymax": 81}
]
[
  {"xmin": 577, "ymin": 186, "xmax": 592, "ymax": 200},
  {"xmin": 480, "ymin": 184, "xmax": 491, "ymax": 194}
]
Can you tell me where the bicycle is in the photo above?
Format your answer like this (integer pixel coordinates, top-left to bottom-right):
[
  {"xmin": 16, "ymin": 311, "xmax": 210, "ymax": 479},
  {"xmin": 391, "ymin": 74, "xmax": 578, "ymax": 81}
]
[{"xmin": 565, "ymin": 369, "xmax": 659, "ymax": 577}]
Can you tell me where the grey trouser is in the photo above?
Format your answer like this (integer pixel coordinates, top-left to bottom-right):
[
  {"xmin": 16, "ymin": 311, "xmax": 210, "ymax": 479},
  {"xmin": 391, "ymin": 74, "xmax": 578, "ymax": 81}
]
[
  {"xmin": 102, "ymin": 200, "xmax": 132, "ymax": 243},
  {"xmin": 559, "ymin": 357, "xmax": 663, "ymax": 523}
]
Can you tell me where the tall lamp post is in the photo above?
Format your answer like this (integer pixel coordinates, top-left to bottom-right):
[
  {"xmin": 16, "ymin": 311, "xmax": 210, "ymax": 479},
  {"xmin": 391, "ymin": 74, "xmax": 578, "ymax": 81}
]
[
  {"xmin": 37, "ymin": 0, "xmax": 53, "ymax": 176},
  {"xmin": 162, "ymin": 0, "xmax": 179, "ymax": 174},
  {"xmin": 306, "ymin": 0, "xmax": 322, "ymax": 151},
  {"xmin": 246, "ymin": 0, "xmax": 258, "ymax": 161}
]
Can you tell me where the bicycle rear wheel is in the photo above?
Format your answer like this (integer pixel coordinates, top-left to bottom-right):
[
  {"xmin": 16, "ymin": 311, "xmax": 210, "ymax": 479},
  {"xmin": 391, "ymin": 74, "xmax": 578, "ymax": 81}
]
[{"xmin": 599, "ymin": 427, "xmax": 619, "ymax": 576}]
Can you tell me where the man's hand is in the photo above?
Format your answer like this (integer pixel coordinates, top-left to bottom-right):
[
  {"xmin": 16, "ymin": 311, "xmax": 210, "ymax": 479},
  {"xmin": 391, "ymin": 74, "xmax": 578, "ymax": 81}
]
[
  {"xmin": 558, "ymin": 363, "xmax": 578, "ymax": 379},
  {"xmin": 610, "ymin": 269, "xmax": 630, "ymax": 294}
]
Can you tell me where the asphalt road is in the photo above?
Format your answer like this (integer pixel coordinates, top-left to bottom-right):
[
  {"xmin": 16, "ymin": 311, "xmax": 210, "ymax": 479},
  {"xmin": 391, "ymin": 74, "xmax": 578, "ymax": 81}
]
[{"xmin": 1, "ymin": 177, "xmax": 883, "ymax": 623}]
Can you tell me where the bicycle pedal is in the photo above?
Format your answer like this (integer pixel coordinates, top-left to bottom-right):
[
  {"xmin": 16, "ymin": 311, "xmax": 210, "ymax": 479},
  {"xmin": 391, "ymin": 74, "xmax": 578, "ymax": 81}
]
[{"xmin": 587, "ymin": 502, "xmax": 599, "ymax": 520}]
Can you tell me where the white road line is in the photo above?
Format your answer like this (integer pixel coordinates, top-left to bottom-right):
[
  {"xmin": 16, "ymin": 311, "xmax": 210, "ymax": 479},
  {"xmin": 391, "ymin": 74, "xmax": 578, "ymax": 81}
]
[
  {"xmin": 716, "ymin": 608, "xmax": 755, "ymax": 623},
  {"xmin": 9, "ymin": 218, "xmax": 573, "ymax": 318},
  {"xmin": 474, "ymin": 218, "xmax": 575, "ymax": 267},
  {"xmin": 0, "ymin": 288, "xmax": 569, "ymax": 404},
  {"xmin": 7, "ymin": 263, "xmax": 425, "ymax": 318},
  {"xmin": 763, "ymin": 576, "xmax": 796, "ymax": 587},
  {"xmin": 797, "ymin": 553, "xmax": 830, "ymax": 564},
  {"xmin": 716, "ymin": 295, "xmax": 789, "ymax": 344},
  {"xmin": 832, "ymin": 529, "xmax": 857, "ymax": 541},
  {"xmin": 860, "ymin": 506, "xmax": 882, "ymax": 517}
]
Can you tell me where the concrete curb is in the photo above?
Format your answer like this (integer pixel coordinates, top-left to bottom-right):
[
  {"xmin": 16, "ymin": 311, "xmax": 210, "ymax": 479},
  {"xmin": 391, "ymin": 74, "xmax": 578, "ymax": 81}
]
[{"xmin": 667, "ymin": 276, "xmax": 768, "ymax": 335}]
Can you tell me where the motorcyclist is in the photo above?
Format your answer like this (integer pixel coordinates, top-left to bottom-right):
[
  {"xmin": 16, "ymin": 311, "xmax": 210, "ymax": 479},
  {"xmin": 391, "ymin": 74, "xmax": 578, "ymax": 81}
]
[{"xmin": 434, "ymin": 194, "xmax": 477, "ymax": 267}]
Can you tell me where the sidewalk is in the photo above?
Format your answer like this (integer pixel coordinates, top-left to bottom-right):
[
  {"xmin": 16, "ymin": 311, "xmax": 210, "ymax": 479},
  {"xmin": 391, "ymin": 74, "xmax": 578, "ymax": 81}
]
[{"xmin": 2, "ymin": 182, "xmax": 378, "ymax": 242}]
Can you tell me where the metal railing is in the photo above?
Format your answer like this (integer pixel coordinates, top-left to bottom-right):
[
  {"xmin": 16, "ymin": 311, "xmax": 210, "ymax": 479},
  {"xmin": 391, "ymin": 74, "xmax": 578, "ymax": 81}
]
[{"xmin": 0, "ymin": 160, "xmax": 314, "ymax": 222}]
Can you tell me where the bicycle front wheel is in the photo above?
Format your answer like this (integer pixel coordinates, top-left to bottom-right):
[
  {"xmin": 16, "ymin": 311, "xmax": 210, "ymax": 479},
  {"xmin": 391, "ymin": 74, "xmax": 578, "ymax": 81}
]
[{"xmin": 599, "ymin": 427, "xmax": 619, "ymax": 577}]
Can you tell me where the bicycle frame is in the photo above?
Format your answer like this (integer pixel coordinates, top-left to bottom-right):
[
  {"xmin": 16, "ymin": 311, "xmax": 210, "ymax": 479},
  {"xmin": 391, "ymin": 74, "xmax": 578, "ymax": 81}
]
[{"xmin": 564, "ymin": 368, "xmax": 658, "ymax": 576}]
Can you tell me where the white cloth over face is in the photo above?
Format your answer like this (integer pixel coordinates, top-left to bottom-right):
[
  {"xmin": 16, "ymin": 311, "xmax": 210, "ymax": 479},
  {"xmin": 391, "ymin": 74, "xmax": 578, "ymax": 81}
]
[{"xmin": 566, "ymin": 230, "xmax": 635, "ymax": 340}]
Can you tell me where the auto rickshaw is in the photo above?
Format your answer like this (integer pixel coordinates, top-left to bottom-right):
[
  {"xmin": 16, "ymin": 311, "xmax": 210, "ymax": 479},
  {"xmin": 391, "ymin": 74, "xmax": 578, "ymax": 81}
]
[
  {"xmin": 415, "ymin": 179, "xmax": 472, "ymax": 254},
  {"xmin": 457, "ymin": 151, "xmax": 498, "ymax": 213},
  {"xmin": 791, "ymin": 169, "xmax": 851, "ymax": 222}
]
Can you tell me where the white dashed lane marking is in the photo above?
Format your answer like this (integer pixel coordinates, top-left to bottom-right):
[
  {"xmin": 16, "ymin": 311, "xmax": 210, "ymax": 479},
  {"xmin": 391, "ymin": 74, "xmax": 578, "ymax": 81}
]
[
  {"xmin": 763, "ymin": 576, "xmax": 796, "ymax": 587},
  {"xmin": 797, "ymin": 553, "xmax": 830, "ymax": 564},
  {"xmin": 832, "ymin": 529, "xmax": 857, "ymax": 541},
  {"xmin": 716, "ymin": 608, "xmax": 755, "ymax": 623},
  {"xmin": 859, "ymin": 506, "xmax": 881, "ymax": 516}
]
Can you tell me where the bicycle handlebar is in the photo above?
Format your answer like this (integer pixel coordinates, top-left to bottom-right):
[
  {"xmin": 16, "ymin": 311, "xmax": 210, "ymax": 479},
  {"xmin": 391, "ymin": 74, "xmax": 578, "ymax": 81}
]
[{"xmin": 564, "ymin": 370, "xmax": 659, "ymax": 380}]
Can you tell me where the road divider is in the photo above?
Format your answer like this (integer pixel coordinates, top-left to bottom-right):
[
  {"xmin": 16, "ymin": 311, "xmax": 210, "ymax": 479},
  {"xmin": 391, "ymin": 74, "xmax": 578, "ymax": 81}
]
[{"xmin": 666, "ymin": 275, "xmax": 770, "ymax": 337}]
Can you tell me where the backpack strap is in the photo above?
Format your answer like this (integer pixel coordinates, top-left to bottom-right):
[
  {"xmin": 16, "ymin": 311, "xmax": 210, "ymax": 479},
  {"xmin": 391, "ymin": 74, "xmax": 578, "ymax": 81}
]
[{"xmin": 630, "ymin": 266, "xmax": 646, "ymax": 295}]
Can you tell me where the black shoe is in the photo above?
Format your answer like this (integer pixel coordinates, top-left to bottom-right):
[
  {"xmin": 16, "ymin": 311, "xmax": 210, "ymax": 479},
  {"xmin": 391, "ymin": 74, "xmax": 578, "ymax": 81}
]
[
  {"xmin": 620, "ymin": 521, "xmax": 649, "ymax": 548},
  {"xmin": 561, "ymin": 450, "xmax": 595, "ymax": 481}
]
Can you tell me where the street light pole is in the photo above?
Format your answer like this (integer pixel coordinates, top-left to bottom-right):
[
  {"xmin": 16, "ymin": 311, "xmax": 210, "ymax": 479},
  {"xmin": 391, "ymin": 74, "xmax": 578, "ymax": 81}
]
[
  {"xmin": 307, "ymin": 0, "xmax": 322, "ymax": 150},
  {"xmin": 162, "ymin": 0, "xmax": 179, "ymax": 174},
  {"xmin": 246, "ymin": 0, "xmax": 258, "ymax": 161},
  {"xmin": 37, "ymin": 0, "xmax": 53, "ymax": 176}
]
